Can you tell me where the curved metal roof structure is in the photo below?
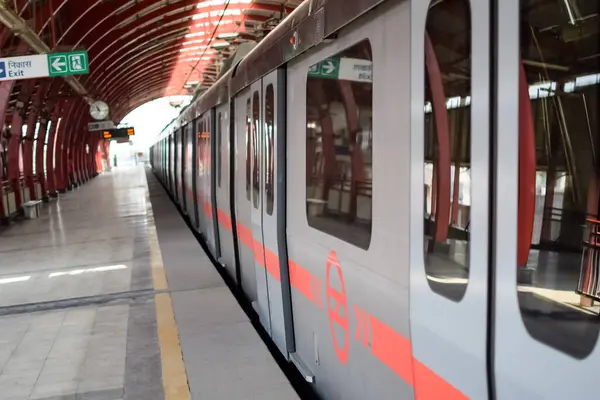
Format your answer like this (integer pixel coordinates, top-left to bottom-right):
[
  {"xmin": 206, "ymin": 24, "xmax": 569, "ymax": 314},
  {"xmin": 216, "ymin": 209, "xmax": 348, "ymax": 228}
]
[
  {"xmin": 0, "ymin": 0, "xmax": 301, "ymax": 218},
  {"xmin": 0, "ymin": 0, "xmax": 300, "ymax": 123}
]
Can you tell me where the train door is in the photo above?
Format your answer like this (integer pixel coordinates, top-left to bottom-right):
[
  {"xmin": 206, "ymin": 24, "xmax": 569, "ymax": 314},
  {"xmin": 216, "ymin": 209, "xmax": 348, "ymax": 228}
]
[
  {"xmin": 169, "ymin": 135, "xmax": 175, "ymax": 195},
  {"xmin": 185, "ymin": 124, "xmax": 196, "ymax": 220},
  {"xmin": 196, "ymin": 118, "xmax": 207, "ymax": 234},
  {"xmin": 409, "ymin": 0, "xmax": 490, "ymax": 398},
  {"xmin": 205, "ymin": 112, "xmax": 218, "ymax": 255},
  {"xmin": 209, "ymin": 109, "xmax": 222, "ymax": 260},
  {"xmin": 254, "ymin": 69, "xmax": 295, "ymax": 355},
  {"xmin": 215, "ymin": 104, "xmax": 237, "ymax": 278},
  {"xmin": 181, "ymin": 127, "xmax": 187, "ymax": 214},
  {"xmin": 247, "ymin": 81, "xmax": 273, "ymax": 333},
  {"xmin": 176, "ymin": 133, "xmax": 182, "ymax": 204},
  {"xmin": 177, "ymin": 130, "xmax": 185, "ymax": 207},
  {"xmin": 234, "ymin": 89, "xmax": 266, "ymax": 326},
  {"xmin": 493, "ymin": 1, "xmax": 600, "ymax": 398}
]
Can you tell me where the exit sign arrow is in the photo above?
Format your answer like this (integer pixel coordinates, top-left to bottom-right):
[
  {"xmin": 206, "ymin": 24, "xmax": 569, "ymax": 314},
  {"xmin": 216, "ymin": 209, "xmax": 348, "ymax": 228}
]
[
  {"xmin": 322, "ymin": 60, "xmax": 336, "ymax": 75},
  {"xmin": 51, "ymin": 57, "xmax": 66, "ymax": 72}
]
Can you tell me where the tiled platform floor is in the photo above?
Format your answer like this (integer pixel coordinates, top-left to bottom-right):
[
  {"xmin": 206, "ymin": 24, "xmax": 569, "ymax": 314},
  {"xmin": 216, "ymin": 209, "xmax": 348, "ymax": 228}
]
[{"xmin": 0, "ymin": 166, "xmax": 297, "ymax": 400}]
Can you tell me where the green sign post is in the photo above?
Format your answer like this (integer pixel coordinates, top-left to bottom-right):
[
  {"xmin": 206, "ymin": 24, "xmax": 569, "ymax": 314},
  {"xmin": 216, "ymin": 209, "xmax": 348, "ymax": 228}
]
[{"xmin": 48, "ymin": 50, "xmax": 89, "ymax": 77}]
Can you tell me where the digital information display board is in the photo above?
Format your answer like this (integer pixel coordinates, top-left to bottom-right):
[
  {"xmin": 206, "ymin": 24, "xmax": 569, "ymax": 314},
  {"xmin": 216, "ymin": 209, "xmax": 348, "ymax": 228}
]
[{"xmin": 102, "ymin": 127, "xmax": 135, "ymax": 140}]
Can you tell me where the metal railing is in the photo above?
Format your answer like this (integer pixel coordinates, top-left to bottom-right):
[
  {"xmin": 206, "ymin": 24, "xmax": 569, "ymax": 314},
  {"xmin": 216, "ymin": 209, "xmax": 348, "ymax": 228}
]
[{"xmin": 576, "ymin": 218, "xmax": 600, "ymax": 301}]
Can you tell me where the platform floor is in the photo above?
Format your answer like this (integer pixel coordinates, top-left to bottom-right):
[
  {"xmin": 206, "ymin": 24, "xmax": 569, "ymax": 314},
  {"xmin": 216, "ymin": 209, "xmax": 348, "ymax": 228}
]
[{"xmin": 0, "ymin": 166, "xmax": 298, "ymax": 400}]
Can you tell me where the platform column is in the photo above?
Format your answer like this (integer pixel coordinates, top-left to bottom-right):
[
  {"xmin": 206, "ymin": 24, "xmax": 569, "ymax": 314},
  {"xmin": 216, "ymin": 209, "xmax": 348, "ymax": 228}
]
[
  {"xmin": 517, "ymin": 61, "xmax": 537, "ymax": 282},
  {"xmin": 313, "ymin": 84, "xmax": 337, "ymax": 202},
  {"xmin": 55, "ymin": 100, "xmax": 80, "ymax": 193},
  {"xmin": 47, "ymin": 101, "xmax": 72, "ymax": 196},
  {"xmin": 68, "ymin": 106, "xmax": 87, "ymax": 187},
  {"xmin": 425, "ymin": 32, "xmax": 451, "ymax": 250},
  {"xmin": 8, "ymin": 81, "xmax": 34, "ymax": 211},
  {"xmin": 22, "ymin": 81, "xmax": 48, "ymax": 201},
  {"xmin": 338, "ymin": 80, "xmax": 365, "ymax": 221}
]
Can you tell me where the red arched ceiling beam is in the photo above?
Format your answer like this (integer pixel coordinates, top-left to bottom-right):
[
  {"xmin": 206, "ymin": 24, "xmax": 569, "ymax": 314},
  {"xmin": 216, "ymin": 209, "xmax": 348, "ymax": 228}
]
[
  {"xmin": 84, "ymin": 17, "xmax": 264, "ymax": 100},
  {"xmin": 96, "ymin": 31, "xmax": 235, "ymax": 92},
  {"xmin": 111, "ymin": 80, "xmax": 176, "ymax": 120},
  {"xmin": 50, "ymin": 2, "xmax": 262, "ymax": 97},
  {"xmin": 99, "ymin": 25, "xmax": 238, "ymax": 89},
  {"xmin": 85, "ymin": 15, "xmax": 261, "ymax": 89},
  {"xmin": 12, "ymin": 1, "xmax": 290, "ymax": 123},
  {"xmin": 107, "ymin": 70, "xmax": 182, "ymax": 105},
  {"xmin": 75, "ymin": 1, "xmax": 285, "ymax": 63},
  {"xmin": 113, "ymin": 87, "xmax": 188, "ymax": 123},
  {"xmin": 113, "ymin": 88, "xmax": 181, "ymax": 123},
  {"xmin": 93, "ymin": 33, "xmax": 195, "ymax": 89},
  {"xmin": 100, "ymin": 45, "xmax": 211, "ymax": 97},
  {"xmin": 70, "ymin": 2, "xmax": 266, "ymax": 86},
  {"xmin": 32, "ymin": 0, "xmax": 70, "ymax": 35},
  {"xmin": 118, "ymin": 76, "xmax": 175, "ymax": 105},
  {"xmin": 103, "ymin": 61, "xmax": 204, "ymax": 104}
]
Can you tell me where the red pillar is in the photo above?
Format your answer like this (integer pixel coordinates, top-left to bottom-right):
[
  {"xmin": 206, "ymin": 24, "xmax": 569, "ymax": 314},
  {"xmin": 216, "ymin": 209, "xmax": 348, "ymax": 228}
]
[
  {"xmin": 67, "ymin": 106, "xmax": 86, "ymax": 187},
  {"xmin": 425, "ymin": 33, "xmax": 451, "ymax": 244},
  {"xmin": 55, "ymin": 101, "xmax": 80, "ymax": 192},
  {"xmin": 47, "ymin": 100, "xmax": 74, "ymax": 196},
  {"xmin": 34, "ymin": 115, "xmax": 49, "ymax": 199},
  {"xmin": 8, "ymin": 81, "xmax": 34, "ymax": 210},
  {"xmin": 37, "ymin": 103, "xmax": 60, "ymax": 200},
  {"xmin": 0, "ymin": 80, "xmax": 15, "ymax": 221},
  {"xmin": 76, "ymin": 119, "xmax": 91, "ymax": 184},
  {"xmin": 314, "ymin": 85, "xmax": 338, "ymax": 201},
  {"xmin": 22, "ymin": 81, "xmax": 48, "ymax": 201},
  {"xmin": 517, "ymin": 62, "xmax": 537, "ymax": 267},
  {"xmin": 339, "ymin": 81, "xmax": 365, "ymax": 220}
]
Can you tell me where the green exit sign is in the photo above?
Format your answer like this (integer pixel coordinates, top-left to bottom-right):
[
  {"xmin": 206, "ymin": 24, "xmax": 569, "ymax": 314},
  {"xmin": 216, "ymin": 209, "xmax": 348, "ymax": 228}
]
[{"xmin": 48, "ymin": 50, "xmax": 89, "ymax": 77}]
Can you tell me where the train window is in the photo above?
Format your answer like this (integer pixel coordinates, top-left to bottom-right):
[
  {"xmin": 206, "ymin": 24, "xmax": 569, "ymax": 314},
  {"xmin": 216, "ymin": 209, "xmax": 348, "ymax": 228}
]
[
  {"xmin": 252, "ymin": 91, "xmax": 260, "ymax": 209},
  {"xmin": 217, "ymin": 112, "xmax": 222, "ymax": 188},
  {"xmin": 265, "ymin": 84, "xmax": 275, "ymax": 215},
  {"xmin": 305, "ymin": 39, "xmax": 373, "ymax": 250},
  {"xmin": 516, "ymin": 0, "xmax": 600, "ymax": 358},
  {"xmin": 423, "ymin": 0, "xmax": 471, "ymax": 302},
  {"xmin": 246, "ymin": 99, "xmax": 251, "ymax": 201}
]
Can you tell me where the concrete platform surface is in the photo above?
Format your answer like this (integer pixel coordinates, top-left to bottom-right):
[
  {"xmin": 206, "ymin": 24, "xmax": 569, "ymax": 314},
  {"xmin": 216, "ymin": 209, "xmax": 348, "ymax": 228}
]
[{"xmin": 0, "ymin": 166, "xmax": 299, "ymax": 400}]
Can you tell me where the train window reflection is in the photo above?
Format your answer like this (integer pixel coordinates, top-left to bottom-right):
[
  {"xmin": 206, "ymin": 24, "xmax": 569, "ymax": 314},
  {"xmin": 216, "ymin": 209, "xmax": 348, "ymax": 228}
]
[
  {"xmin": 246, "ymin": 99, "xmax": 251, "ymax": 201},
  {"xmin": 265, "ymin": 84, "xmax": 275, "ymax": 216},
  {"xmin": 217, "ymin": 112, "xmax": 222, "ymax": 188},
  {"xmin": 252, "ymin": 91, "xmax": 260, "ymax": 209},
  {"xmin": 517, "ymin": 0, "xmax": 600, "ymax": 359},
  {"xmin": 305, "ymin": 39, "xmax": 373, "ymax": 250},
  {"xmin": 423, "ymin": 0, "xmax": 471, "ymax": 302}
]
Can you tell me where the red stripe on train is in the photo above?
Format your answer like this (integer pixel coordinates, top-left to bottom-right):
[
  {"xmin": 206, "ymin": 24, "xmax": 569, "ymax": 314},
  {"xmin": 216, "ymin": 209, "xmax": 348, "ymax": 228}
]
[
  {"xmin": 369, "ymin": 315, "xmax": 414, "ymax": 385},
  {"xmin": 208, "ymin": 206, "xmax": 467, "ymax": 399}
]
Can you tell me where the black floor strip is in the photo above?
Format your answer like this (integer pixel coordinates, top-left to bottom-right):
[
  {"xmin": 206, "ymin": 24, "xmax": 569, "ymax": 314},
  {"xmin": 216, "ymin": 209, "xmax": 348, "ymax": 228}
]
[{"xmin": 0, "ymin": 288, "xmax": 158, "ymax": 316}]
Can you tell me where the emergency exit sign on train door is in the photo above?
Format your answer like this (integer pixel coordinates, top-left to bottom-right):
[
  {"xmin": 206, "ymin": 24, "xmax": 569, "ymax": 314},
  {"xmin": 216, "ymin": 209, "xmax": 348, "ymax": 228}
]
[{"xmin": 308, "ymin": 57, "xmax": 372, "ymax": 82}]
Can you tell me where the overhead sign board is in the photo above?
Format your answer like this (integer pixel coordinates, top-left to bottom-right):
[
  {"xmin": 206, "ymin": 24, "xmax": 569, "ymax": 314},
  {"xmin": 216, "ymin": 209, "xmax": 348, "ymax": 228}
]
[
  {"xmin": 0, "ymin": 50, "xmax": 89, "ymax": 82},
  {"xmin": 48, "ymin": 51, "xmax": 89, "ymax": 77},
  {"xmin": 0, "ymin": 54, "xmax": 49, "ymax": 80},
  {"xmin": 88, "ymin": 121, "xmax": 115, "ymax": 132},
  {"xmin": 308, "ymin": 57, "xmax": 372, "ymax": 83},
  {"xmin": 102, "ymin": 127, "xmax": 135, "ymax": 140}
]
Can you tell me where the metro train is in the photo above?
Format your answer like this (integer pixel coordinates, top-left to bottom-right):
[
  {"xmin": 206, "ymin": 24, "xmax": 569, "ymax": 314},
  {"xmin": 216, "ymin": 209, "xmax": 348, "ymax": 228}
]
[{"xmin": 151, "ymin": 0, "xmax": 600, "ymax": 398}]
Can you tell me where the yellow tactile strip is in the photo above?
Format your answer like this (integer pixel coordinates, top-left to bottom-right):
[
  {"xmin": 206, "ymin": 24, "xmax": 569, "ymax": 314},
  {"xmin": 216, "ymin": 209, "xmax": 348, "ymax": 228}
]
[{"xmin": 148, "ymin": 224, "xmax": 191, "ymax": 400}]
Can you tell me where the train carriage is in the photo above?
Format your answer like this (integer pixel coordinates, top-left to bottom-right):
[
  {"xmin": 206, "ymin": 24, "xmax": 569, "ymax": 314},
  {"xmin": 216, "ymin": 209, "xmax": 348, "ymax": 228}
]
[{"xmin": 150, "ymin": 0, "xmax": 600, "ymax": 399}]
